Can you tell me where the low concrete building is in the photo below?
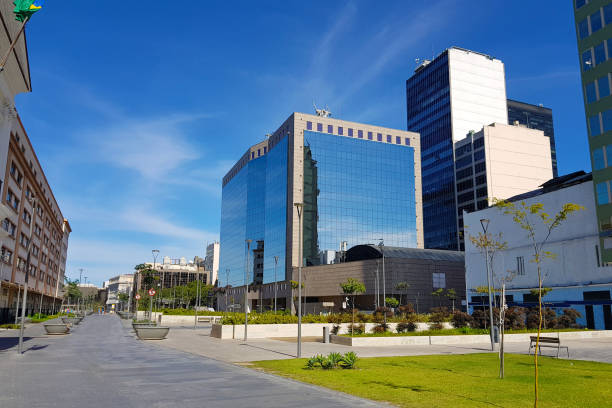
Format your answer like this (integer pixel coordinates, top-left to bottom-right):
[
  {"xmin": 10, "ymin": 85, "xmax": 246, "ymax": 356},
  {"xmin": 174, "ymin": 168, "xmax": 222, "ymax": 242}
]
[
  {"xmin": 464, "ymin": 171, "xmax": 612, "ymax": 330},
  {"xmin": 219, "ymin": 245, "xmax": 465, "ymax": 314},
  {"xmin": 104, "ymin": 274, "xmax": 133, "ymax": 312}
]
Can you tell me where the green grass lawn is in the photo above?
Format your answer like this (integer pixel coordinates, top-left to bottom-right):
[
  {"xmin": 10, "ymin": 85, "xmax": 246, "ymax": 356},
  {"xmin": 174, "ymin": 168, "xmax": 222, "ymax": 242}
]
[{"xmin": 251, "ymin": 354, "xmax": 612, "ymax": 407}]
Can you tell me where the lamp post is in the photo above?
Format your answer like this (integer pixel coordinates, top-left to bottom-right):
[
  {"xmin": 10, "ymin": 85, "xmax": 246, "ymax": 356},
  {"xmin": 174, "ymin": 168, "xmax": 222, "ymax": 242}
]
[
  {"xmin": 378, "ymin": 239, "xmax": 386, "ymax": 324},
  {"xmin": 480, "ymin": 218, "xmax": 496, "ymax": 351},
  {"xmin": 225, "ymin": 268, "xmax": 230, "ymax": 311},
  {"xmin": 151, "ymin": 249, "xmax": 159, "ymax": 322},
  {"xmin": 273, "ymin": 256, "xmax": 279, "ymax": 313},
  {"xmin": 295, "ymin": 202, "xmax": 303, "ymax": 358},
  {"xmin": 244, "ymin": 239, "xmax": 252, "ymax": 341}
]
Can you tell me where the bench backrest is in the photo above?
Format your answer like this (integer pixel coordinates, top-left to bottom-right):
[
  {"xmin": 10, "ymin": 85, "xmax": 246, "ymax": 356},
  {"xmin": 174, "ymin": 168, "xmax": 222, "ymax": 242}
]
[{"xmin": 530, "ymin": 336, "xmax": 560, "ymax": 344}]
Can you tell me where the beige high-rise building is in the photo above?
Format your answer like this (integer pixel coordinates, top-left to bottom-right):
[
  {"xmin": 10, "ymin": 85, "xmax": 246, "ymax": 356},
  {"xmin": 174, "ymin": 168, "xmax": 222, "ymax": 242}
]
[{"xmin": 455, "ymin": 122, "xmax": 553, "ymax": 249}]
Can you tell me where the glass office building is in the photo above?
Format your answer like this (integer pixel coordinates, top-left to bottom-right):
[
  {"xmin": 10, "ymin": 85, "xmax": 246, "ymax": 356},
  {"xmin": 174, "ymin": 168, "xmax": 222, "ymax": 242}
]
[
  {"xmin": 406, "ymin": 47, "xmax": 508, "ymax": 251},
  {"xmin": 574, "ymin": 0, "xmax": 612, "ymax": 262},
  {"xmin": 507, "ymin": 99, "xmax": 558, "ymax": 177},
  {"xmin": 219, "ymin": 113, "xmax": 423, "ymax": 288}
]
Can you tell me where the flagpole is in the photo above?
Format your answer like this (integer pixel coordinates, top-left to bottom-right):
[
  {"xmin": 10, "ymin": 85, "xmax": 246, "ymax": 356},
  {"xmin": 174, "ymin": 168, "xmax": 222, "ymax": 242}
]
[{"xmin": 0, "ymin": 16, "xmax": 29, "ymax": 73}]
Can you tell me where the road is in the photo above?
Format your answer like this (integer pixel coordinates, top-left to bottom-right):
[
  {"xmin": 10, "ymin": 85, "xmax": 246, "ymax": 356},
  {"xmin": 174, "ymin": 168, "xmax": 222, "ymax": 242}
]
[{"xmin": 0, "ymin": 315, "xmax": 379, "ymax": 408}]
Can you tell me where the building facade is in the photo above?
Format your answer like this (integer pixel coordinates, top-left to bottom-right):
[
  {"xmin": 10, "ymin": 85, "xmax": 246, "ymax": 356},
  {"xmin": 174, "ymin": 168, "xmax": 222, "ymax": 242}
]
[
  {"xmin": 407, "ymin": 47, "xmax": 508, "ymax": 251},
  {"xmin": 464, "ymin": 171, "xmax": 612, "ymax": 330},
  {"xmin": 134, "ymin": 256, "xmax": 207, "ymax": 293},
  {"xmin": 574, "ymin": 0, "xmax": 612, "ymax": 262},
  {"xmin": 507, "ymin": 99, "xmax": 557, "ymax": 177},
  {"xmin": 104, "ymin": 274, "xmax": 134, "ymax": 312},
  {"xmin": 454, "ymin": 123, "xmax": 553, "ymax": 249},
  {"xmin": 219, "ymin": 112, "xmax": 423, "ymax": 292},
  {"xmin": 205, "ymin": 241, "xmax": 219, "ymax": 286}
]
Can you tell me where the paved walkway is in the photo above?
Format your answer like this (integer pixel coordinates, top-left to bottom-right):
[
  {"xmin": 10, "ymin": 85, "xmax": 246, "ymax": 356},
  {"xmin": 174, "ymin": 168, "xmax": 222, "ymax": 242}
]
[
  {"xmin": 154, "ymin": 324, "xmax": 612, "ymax": 364},
  {"xmin": 0, "ymin": 315, "xmax": 379, "ymax": 408}
]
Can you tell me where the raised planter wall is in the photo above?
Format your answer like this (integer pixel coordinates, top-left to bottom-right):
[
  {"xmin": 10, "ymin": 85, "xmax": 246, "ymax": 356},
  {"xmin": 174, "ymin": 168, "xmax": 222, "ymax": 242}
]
[
  {"xmin": 209, "ymin": 322, "xmax": 452, "ymax": 339},
  {"xmin": 134, "ymin": 312, "xmax": 220, "ymax": 326},
  {"xmin": 330, "ymin": 330, "xmax": 612, "ymax": 347}
]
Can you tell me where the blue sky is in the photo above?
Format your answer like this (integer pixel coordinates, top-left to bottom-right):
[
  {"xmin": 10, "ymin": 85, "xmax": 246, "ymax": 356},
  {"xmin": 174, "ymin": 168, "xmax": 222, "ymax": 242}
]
[{"xmin": 14, "ymin": 1, "xmax": 586, "ymax": 286}]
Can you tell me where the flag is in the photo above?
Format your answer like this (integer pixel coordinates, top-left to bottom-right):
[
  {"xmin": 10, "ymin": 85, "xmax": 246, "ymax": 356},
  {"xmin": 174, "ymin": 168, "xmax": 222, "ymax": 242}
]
[{"xmin": 13, "ymin": 0, "xmax": 43, "ymax": 22}]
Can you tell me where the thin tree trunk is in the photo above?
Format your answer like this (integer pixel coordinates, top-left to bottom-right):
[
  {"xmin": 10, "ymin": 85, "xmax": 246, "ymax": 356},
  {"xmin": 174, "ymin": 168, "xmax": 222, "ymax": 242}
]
[
  {"xmin": 534, "ymin": 264, "xmax": 542, "ymax": 408},
  {"xmin": 352, "ymin": 294, "xmax": 355, "ymax": 337}
]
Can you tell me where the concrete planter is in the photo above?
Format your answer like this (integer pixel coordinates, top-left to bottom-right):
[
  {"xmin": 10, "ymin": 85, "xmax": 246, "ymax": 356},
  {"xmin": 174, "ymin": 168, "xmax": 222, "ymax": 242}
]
[
  {"xmin": 61, "ymin": 317, "xmax": 81, "ymax": 326},
  {"xmin": 44, "ymin": 323, "xmax": 70, "ymax": 335},
  {"xmin": 135, "ymin": 326, "xmax": 169, "ymax": 340},
  {"xmin": 133, "ymin": 322, "xmax": 156, "ymax": 329}
]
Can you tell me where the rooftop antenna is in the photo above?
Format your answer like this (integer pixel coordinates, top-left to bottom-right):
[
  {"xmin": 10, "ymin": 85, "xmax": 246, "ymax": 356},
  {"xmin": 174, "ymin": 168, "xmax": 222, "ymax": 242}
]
[{"xmin": 313, "ymin": 101, "xmax": 331, "ymax": 117}]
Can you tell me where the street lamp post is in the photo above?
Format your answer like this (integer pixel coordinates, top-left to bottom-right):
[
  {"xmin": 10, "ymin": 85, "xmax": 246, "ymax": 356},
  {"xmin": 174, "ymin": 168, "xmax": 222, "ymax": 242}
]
[
  {"xmin": 244, "ymin": 239, "xmax": 252, "ymax": 341},
  {"xmin": 225, "ymin": 268, "xmax": 230, "ymax": 311},
  {"xmin": 295, "ymin": 202, "xmax": 303, "ymax": 358},
  {"xmin": 379, "ymin": 239, "xmax": 386, "ymax": 324},
  {"xmin": 480, "ymin": 218, "xmax": 496, "ymax": 351},
  {"xmin": 151, "ymin": 249, "xmax": 159, "ymax": 322},
  {"xmin": 273, "ymin": 256, "xmax": 279, "ymax": 313}
]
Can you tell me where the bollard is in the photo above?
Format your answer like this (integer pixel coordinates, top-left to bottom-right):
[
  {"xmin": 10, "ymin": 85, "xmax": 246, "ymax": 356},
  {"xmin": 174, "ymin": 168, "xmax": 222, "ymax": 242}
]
[
  {"xmin": 323, "ymin": 326, "xmax": 330, "ymax": 343},
  {"xmin": 157, "ymin": 314, "xmax": 162, "ymax": 325}
]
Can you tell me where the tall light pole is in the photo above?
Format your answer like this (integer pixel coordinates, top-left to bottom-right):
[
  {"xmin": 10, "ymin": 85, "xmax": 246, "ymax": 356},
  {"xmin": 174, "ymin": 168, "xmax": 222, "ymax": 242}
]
[
  {"xmin": 295, "ymin": 202, "xmax": 303, "ymax": 358},
  {"xmin": 225, "ymin": 268, "xmax": 230, "ymax": 311},
  {"xmin": 480, "ymin": 218, "xmax": 496, "ymax": 351},
  {"xmin": 151, "ymin": 249, "xmax": 159, "ymax": 322},
  {"xmin": 244, "ymin": 239, "xmax": 252, "ymax": 341},
  {"xmin": 18, "ymin": 196, "xmax": 37, "ymax": 354},
  {"xmin": 378, "ymin": 239, "xmax": 386, "ymax": 324},
  {"xmin": 273, "ymin": 256, "xmax": 279, "ymax": 313}
]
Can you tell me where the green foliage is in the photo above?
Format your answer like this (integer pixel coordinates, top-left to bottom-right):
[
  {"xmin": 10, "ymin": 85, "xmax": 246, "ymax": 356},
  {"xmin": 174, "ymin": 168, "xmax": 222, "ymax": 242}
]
[
  {"xmin": 304, "ymin": 352, "xmax": 358, "ymax": 370},
  {"xmin": 372, "ymin": 322, "xmax": 389, "ymax": 333},
  {"xmin": 340, "ymin": 278, "xmax": 366, "ymax": 296},
  {"xmin": 0, "ymin": 323, "xmax": 20, "ymax": 329},
  {"xmin": 396, "ymin": 321, "xmax": 417, "ymax": 333},
  {"xmin": 450, "ymin": 311, "xmax": 473, "ymax": 328},
  {"xmin": 64, "ymin": 277, "xmax": 82, "ymax": 301},
  {"xmin": 348, "ymin": 323, "xmax": 365, "ymax": 335},
  {"xmin": 385, "ymin": 297, "xmax": 399, "ymax": 308}
]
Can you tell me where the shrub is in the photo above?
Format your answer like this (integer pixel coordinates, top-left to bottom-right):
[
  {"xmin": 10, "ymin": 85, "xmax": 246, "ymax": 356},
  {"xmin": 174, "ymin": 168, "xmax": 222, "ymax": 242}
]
[
  {"xmin": 556, "ymin": 308, "xmax": 582, "ymax": 329},
  {"xmin": 331, "ymin": 324, "xmax": 340, "ymax": 335},
  {"xmin": 526, "ymin": 307, "xmax": 557, "ymax": 329},
  {"xmin": 372, "ymin": 322, "xmax": 389, "ymax": 333},
  {"xmin": 340, "ymin": 352, "xmax": 358, "ymax": 369},
  {"xmin": 327, "ymin": 352, "xmax": 343, "ymax": 367},
  {"xmin": 451, "ymin": 311, "xmax": 473, "ymax": 328},
  {"xmin": 429, "ymin": 322, "xmax": 444, "ymax": 330},
  {"xmin": 374, "ymin": 306, "xmax": 393, "ymax": 318},
  {"xmin": 396, "ymin": 321, "xmax": 417, "ymax": 333},
  {"xmin": 471, "ymin": 309, "xmax": 488, "ymax": 329},
  {"xmin": 504, "ymin": 307, "xmax": 527, "ymax": 329},
  {"xmin": 348, "ymin": 323, "xmax": 365, "ymax": 335},
  {"xmin": 398, "ymin": 304, "xmax": 415, "ymax": 315}
]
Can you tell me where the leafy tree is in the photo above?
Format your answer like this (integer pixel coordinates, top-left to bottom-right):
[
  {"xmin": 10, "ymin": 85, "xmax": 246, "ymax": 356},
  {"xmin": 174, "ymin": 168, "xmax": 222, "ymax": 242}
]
[
  {"xmin": 395, "ymin": 282, "xmax": 410, "ymax": 306},
  {"xmin": 431, "ymin": 288, "xmax": 444, "ymax": 308},
  {"xmin": 64, "ymin": 277, "xmax": 81, "ymax": 306},
  {"xmin": 385, "ymin": 297, "xmax": 399, "ymax": 308},
  {"xmin": 290, "ymin": 280, "xmax": 304, "ymax": 315},
  {"xmin": 495, "ymin": 199, "xmax": 582, "ymax": 407},
  {"xmin": 446, "ymin": 288, "xmax": 457, "ymax": 312},
  {"xmin": 340, "ymin": 278, "xmax": 366, "ymax": 336}
]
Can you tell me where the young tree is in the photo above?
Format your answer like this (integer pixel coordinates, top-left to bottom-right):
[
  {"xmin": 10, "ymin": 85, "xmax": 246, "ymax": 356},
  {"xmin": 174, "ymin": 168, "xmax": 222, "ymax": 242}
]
[
  {"xmin": 290, "ymin": 280, "xmax": 304, "ymax": 316},
  {"xmin": 431, "ymin": 288, "xmax": 444, "ymax": 308},
  {"xmin": 495, "ymin": 199, "xmax": 582, "ymax": 407},
  {"xmin": 340, "ymin": 278, "xmax": 366, "ymax": 336},
  {"xmin": 385, "ymin": 297, "xmax": 399, "ymax": 309},
  {"xmin": 445, "ymin": 288, "xmax": 457, "ymax": 312},
  {"xmin": 395, "ymin": 282, "xmax": 410, "ymax": 306}
]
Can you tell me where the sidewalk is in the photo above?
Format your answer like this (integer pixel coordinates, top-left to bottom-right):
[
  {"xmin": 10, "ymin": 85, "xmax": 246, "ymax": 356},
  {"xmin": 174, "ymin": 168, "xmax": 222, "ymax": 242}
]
[{"xmin": 151, "ymin": 324, "xmax": 612, "ymax": 364}]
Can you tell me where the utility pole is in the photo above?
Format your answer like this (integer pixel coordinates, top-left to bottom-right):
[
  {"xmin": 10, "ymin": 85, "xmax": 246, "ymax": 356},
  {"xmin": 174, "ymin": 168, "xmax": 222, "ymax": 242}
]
[{"xmin": 295, "ymin": 203, "xmax": 304, "ymax": 358}]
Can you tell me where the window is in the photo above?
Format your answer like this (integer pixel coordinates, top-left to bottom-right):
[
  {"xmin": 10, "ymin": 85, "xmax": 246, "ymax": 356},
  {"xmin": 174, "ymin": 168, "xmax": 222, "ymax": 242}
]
[
  {"xmin": 475, "ymin": 174, "xmax": 486, "ymax": 185},
  {"xmin": 9, "ymin": 161, "xmax": 17, "ymax": 177},
  {"xmin": 317, "ymin": 123, "xmax": 322, "ymax": 132},
  {"xmin": 516, "ymin": 256, "xmax": 525, "ymax": 275},
  {"xmin": 257, "ymin": 149, "xmax": 260, "ymax": 157},
  {"xmin": 599, "ymin": 76, "xmax": 611, "ymax": 99},
  {"xmin": 583, "ymin": 49, "xmax": 593, "ymax": 71},
  {"xmin": 338, "ymin": 126, "xmax": 343, "ymax": 135},
  {"xmin": 476, "ymin": 187, "xmax": 487, "ymax": 198},
  {"xmin": 474, "ymin": 149, "xmax": 485, "ymax": 161},
  {"xmin": 457, "ymin": 179, "xmax": 473, "ymax": 192},
  {"xmin": 327, "ymin": 125, "xmax": 333, "ymax": 133},
  {"xmin": 405, "ymin": 138, "xmax": 410, "ymax": 146},
  {"xmin": 576, "ymin": 0, "xmax": 586, "ymax": 8},
  {"xmin": 457, "ymin": 191, "xmax": 473, "ymax": 204},
  {"xmin": 579, "ymin": 18, "xmax": 589, "ymax": 40},
  {"xmin": 386, "ymin": 134, "xmax": 392, "ymax": 143},
  {"xmin": 591, "ymin": 10, "xmax": 603, "ymax": 34},
  {"xmin": 587, "ymin": 81, "xmax": 597, "ymax": 103},
  {"xmin": 306, "ymin": 121, "xmax": 312, "ymax": 130},
  {"xmin": 263, "ymin": 147, "xmax": 267, "ymax": 154},
  {"xmin": 367, "ymin": 131, "xmax": 373, "ymax": 140},
  {"xmin": 251, "ymin": 152, "xmax": 254, "ymax": 159},
  {"xmin": 456, "ymin": 167, "xmax": 472, "ymax": 179},
  {"xmin": 433, "ymin": 272, "xmax": 446, "ymax": 289},
  {"xmin": 605, "ymin": 3, "xmax": 612, "ymax": 25},
  {"xmin": 358, "ymin": 130, "xmax": 363, "ymax": 138},
  {"xmin": 1, "ymin": 247, "xmax": 12, "ymax": 264},
  {"xmin": 455, "ymin": 155, "xmax": 472, "ymax": 169},
  {"xmin": 348, "ymin": 128, "xmax": 353, "ymax": 137},
  {"xmin": 594, "ymin": 147, "xmax": 605, "ymax": 170},
  {"xmin": 2, "ymin": 218, "xmax": 15, "ymax": 237},
  {"xmin": 590, "ymin": 114, "xmax": 601, "ymax": 136},
  {"xmin": 474, "ymin": 162, "xmax": 486, "ymax": 173},
  {"xmin": 597, "ymin": 181, "xmax": 610, "ymax": 204},
  {"xmin": 603, "ymin": 109, "xmax": 612, "ymax": 133},
  {"xmin": 595, "ymin": 42, "xmax": 606, "ymax": 65},
  {"xmin": 473, "ymin": 138, "xmax": 484, "ymax": 149},
  {"xmin": 477, "ymin": 200, "xmax": 488, "ymax": 210},
  {"xmin": 396, "ymin": 136, "xmax": 401, "ymax": 144},
  {"xmin": 377, "ymin": 133, "xmax": 382, "ymax": 141}
]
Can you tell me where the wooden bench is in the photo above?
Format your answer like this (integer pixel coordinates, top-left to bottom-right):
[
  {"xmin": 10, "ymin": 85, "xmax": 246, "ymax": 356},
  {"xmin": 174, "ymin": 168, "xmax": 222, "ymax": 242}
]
[
  {"xmin": 528, "ymin": 336, "xmax": 569, "ymax": 358},
  {"xmin": 197, "ymin": 316, "xmax": 221, "ymax": 324}
]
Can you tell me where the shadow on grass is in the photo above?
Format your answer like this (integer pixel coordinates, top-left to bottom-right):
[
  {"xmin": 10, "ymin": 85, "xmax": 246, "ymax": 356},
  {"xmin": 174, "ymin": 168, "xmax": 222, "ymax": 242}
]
[{"xmin": 364, "ymin": 380, "xmax": 430, "ymax": 392}]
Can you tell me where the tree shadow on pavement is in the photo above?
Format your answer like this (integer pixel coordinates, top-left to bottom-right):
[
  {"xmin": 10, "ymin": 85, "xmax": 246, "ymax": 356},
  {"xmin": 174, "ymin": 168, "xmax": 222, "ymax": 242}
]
[{"xmin": 0, "ymin": 336, "xmax": 31, "ymax": 351}]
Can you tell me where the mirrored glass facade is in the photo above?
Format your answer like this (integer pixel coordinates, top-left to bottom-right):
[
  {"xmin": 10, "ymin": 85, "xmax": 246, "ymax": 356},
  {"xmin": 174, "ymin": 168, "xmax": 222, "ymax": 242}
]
[
  {"xmin": 303, "ymin": 131, "xmax": 417, "ymax": 265},
  {"xmin": 406, "ymin": 52, "xmax": 457, "ymax": 250}
]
